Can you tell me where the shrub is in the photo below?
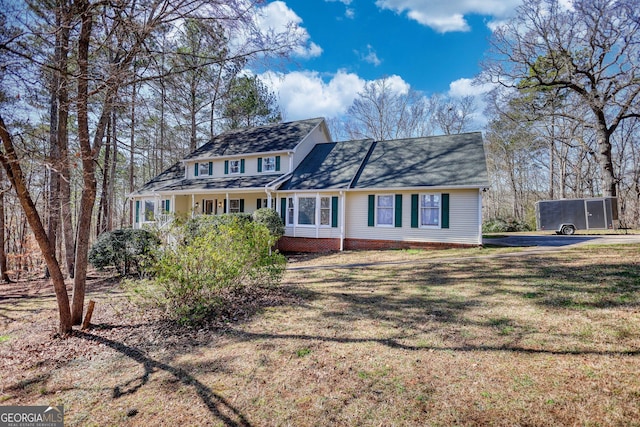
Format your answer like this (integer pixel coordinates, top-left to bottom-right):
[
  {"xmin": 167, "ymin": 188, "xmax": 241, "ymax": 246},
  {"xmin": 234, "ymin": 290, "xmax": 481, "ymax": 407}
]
[
  {"xmin": 183, "ymin": 213, "xmax": 252, "ymax": 243},
  {"xmin": 252, "ymin": 208, "xmax": 285, "ymax": 238},
  {"xmin": 125, "ymin": 216, "xmax": 286, "ymax": 325},
  {"xmin": 482, "ymin": 218, "xmax": 533, "ymax": 233},
  {"xmin": 89, "ymin": 228, "xmax": 160, "ymax": 275}
]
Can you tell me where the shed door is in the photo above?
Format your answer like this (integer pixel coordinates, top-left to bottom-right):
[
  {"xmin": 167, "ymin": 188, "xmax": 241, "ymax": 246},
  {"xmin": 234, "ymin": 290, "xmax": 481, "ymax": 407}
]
[{"xmin": 586, "ymin": 200, "xmax": 606, "ymax": 229}]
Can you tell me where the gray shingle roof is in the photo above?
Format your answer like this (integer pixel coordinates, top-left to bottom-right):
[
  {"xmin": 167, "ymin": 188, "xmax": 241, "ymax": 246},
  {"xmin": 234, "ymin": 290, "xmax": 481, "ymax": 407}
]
[
  {"xmin": 279, "ymin": 139, "xmax": 373, "ymax": 190},
  {"xmin": 184, "ymin": 117, "xmax": 325, "ymax": 160},
  {"xmin": 158, "ymin": 174, "xmax": 284, "ymax": 192},
  {"xmin": 351, "ymin": 132, "xmax": 489, "ymax": 189},
  {"xmin": 280, "ymin": 132, "xmax": 489, "ymax": 191},
  {"xmin": 132, "ymin": 161, "xmax": 185, "ymax": 195}
]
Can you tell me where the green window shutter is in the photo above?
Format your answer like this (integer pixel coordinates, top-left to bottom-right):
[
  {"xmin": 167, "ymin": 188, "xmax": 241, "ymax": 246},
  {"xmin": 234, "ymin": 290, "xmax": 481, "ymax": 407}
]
[
  {"xmin": 257, "ymin": 198, "xmax": 262, "ymax": 209},
  {"xmin": 411, "ymin": 194, "xmax": 418, "ymax": 228},
  {"xmin": 275, "ymin": 156, "xmax": 281, "ymax": 171},
  {"xmin": 280, "ymin": 198, "xmax": 287, "ymax": 223},
  {"xmin": 257, "ymin": 157, "xmax": 262, "ymax": 172},
  {"xmin": 240, "ymin": 199, "xmax": 245, "ymax": 213},
  {"xmin": 395, "ymin": 194, "xmax": 403, "ymax": 228},
  {"xmin": 208, "ymin": 162, "xmax": 213, "ymax": 175},
  {"xmin": 135, "ymin": 200, "xmax": 140, "ymax": 223},
  {"xmin": 223, "ymin": 199, "xmax": 227, "ymax": 213},
  {"xmin": 331, "ymin": 196, "xmax": 339, "ymax": 228},
  {"xmin": 368, "ymin": 195, "xmax": 375, "ymax": 227},
  {"xmin": 165, "ymin": 200, "xmax": 170, "ymax": 213},
  {"xmin": 224, "ymin": 160, "xmax": 229, "ymax": 174},
  {"xmin": 441, "ymin": 193, "xmax": 450, "ymax": 229},
  {"xmin": 194, "ymin": 163, "xmax": 199, "ymax": 177},
  {"xmin": 240, "ymin": 159, "xmax": 245, "ymax": 173}
]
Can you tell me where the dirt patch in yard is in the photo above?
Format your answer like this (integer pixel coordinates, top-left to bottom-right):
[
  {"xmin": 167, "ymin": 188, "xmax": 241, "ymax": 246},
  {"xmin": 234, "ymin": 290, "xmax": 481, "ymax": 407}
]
[{"xmin": 1, "ymin": 245, "xmax": 640, "ymax": 426}]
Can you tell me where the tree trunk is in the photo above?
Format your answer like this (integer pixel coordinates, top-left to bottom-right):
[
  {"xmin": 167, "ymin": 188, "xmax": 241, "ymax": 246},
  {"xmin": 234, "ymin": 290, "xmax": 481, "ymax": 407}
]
[
  {"xmin": 57, "ymin": 2, "xmax": 75, "ymax": 279},
  {"xmin": 97, "ymin": 117, "xmax": 112, "ymax": 237},
  {"xmin": 595, "ymin": 126, "xmax": 616, "ymax": 197},
  {"xmin": 129, "ymin": 75, "xmax": 136, "ymax": 227},
  {"xmin": 0, "ymin": 115, "xmax": 72, "ymax": 333},
  {"xmin": 0, "ymin": 168, "xmax": 11, "ymax": 283}
]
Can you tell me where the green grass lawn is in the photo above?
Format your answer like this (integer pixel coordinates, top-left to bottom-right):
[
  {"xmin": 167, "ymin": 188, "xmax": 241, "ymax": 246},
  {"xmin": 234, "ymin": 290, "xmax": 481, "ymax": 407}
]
[{"xmin": 1, "ymin": 244, "xmax": 640, "ymax": 426}]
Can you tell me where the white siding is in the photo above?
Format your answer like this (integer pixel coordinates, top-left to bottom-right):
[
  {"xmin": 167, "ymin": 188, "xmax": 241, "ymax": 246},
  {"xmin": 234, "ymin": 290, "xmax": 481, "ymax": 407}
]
[
  {"xmin": 345, "ymin": 189, "xmax": 482, "ymax": 245},
  {"xmin": 186, "ymin": 154, "xmax": 292, "ymax": 179}
]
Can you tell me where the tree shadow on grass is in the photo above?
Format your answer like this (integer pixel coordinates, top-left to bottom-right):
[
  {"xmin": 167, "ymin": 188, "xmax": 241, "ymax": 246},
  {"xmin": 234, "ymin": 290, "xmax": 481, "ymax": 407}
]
[{"xmin": 75, "ymin": 331, "xmax": 252, "ymax": 427}]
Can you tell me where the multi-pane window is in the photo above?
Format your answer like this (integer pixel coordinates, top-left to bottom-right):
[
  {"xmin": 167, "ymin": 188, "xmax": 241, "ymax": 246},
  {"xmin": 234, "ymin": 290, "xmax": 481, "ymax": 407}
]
[
  {"xmin": 420, "ymin": 194, "xmax": 440, "ymax": 227},
  {"xmin": 287, "ymin": 197, "xmax": 294, "ymax": 225},
  {"xmin": 298, "ymin": 197, "xmax": 316, "ymax": 225},
  {"xmin": 229, "ymin": 199, "xmax": 240, "ymax": 213},
  {"xmin": 263, "ymin": 156, "xmax": 275, "ymax": 172},
  {"xmin": 320, "ymin": 197, "xmax": 331, "ymax": 226},
  {"xmin": 199, "ymin": 162, "xmax": 210, "ymax": 176},
  {"xmin": 144, "ymin": 200, "xmax": 155, "ymax": 222},
  {"xmin": 229, "ymin": 160, "xmax": 240, "ymax": 174},
  {"xmin": 376, "ymin": 195, "xmax": 394, "ymax": 226}
]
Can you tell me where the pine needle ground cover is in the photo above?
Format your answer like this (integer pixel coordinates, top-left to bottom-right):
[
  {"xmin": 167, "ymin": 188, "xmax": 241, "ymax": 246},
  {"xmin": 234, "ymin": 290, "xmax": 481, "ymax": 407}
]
[{"xmin": 1, "ymin": 245, "xmax": 639, "ymax": 426}]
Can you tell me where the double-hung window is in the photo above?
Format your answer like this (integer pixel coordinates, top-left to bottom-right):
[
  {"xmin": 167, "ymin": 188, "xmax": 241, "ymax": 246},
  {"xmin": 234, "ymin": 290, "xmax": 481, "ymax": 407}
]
[
  {"xmin": 229, "ymin": 199, "xmax": 241, "ymax": 213},
  {"xmin": 376, "ymin": 195, "xmax": 394, "ymax": 226},
  {"xmin": 263, "ymin": 156, "xmax": 275, "ymax": 172},
  {"xmin": 420, "ymin": 194, "xmax": 440, "ymax": 227},
  {"xmin": 320, "ymin": 197, "xmax": 331, "ymax": 226},
  {"xmin": 297, "ymin": 197, "xmax": 316, "ymax": 225},
  {"xmin": 199, "ymin": 162, "xmax": 210, "ymax": 176},
  {"xmin": 287, "ymin": 197, "xmax": 295, "ymax": 226},
  {"xmin": 229, "ymin": 160, "xmax": 240, "ymax": 174}
]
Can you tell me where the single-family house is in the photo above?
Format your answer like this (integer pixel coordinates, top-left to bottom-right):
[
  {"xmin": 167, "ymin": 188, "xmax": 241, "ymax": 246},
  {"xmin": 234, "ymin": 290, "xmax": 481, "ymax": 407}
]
[{"xmin": 130, "ymin": 117, "xmax": 489, "ymax": 252}]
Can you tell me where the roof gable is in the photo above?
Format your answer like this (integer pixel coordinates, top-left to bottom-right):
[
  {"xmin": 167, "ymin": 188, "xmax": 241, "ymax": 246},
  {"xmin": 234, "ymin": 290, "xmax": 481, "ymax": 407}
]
[
  {"xmin": 184, "ymin": 117, "xmax": 325, "ymax": 160},
  {"xmin": 280, "ymin": 139, "xmax": 373, "ymax": 190}
]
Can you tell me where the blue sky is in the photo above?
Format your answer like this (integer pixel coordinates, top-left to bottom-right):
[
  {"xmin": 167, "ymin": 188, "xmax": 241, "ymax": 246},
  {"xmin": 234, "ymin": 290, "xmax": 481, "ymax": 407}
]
[{"xmin": 254, "ymin": 0, "xmax": 523, "ymax": 124}]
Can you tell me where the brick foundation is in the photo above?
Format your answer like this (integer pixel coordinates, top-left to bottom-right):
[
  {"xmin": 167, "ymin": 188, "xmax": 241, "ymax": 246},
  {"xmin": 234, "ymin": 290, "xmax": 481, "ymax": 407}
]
[
  {"xmin": 277, "ymin": 236, "xmax": 477, "ymax": 253},
  {"xmin": 344, "ymin": 238, "xmax": 476, "ymax": 251},
  {"xmin": 277, "ymin": 237, "xmax": 341, "ymax": 253}
]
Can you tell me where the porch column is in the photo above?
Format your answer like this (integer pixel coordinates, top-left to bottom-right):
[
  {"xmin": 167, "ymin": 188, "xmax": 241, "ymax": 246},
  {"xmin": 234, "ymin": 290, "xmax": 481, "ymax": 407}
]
[
  {"xmin": 226, "ymin": 193, "xmax": 229, "ymax": 214},
  {"xmin": 191, "ymin": 194, "xmax": 195, "ymax": 218},
  {"xmin": 171, "ymin": 195, "xmax": 175, "ymax": 214}
]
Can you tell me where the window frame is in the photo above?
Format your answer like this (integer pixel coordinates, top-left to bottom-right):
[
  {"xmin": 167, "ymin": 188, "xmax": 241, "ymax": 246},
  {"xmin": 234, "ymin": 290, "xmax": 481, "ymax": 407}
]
[
  {"xmin": 419, "ymin": 193, "xmax": 441, "ymax": 228},
  {"xmin": 287, "ymin": 197, "xmax": 295, "ymax": 226},
  {"xmin": 376, "ymin": 195, "xmax": 394, "ymax": 227},
  {"xmin": 144, "ymin": 200, "xmax": 155, "ymax": 222},
  {"xmin": 320, "ymin": 196, "xmax": 331, "ymax": 227},
  {"xmin": 229, "ymin": 199, "xmax": 241, "ymax": 213},
  {"xmin": 263, "ymin": 156, "xmax": 276, "ymax": 172},
  {"xmin": 229, "ymin": 159, "xmax": 240, "ymax": 174},
  {"xmin": 198, "ymin": 162, "xmax": 210, "ymax": 177},
  {"xmin": 297, "ymin": 196, "xmax": 316, "ymax": 226}
]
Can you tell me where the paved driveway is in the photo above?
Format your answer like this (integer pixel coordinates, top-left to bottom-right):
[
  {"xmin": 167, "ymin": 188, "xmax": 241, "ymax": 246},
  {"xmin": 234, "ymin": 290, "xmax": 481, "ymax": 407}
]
[{"xmin": 484, "ymin": 233, "xmax": 640, "ymax": 248}]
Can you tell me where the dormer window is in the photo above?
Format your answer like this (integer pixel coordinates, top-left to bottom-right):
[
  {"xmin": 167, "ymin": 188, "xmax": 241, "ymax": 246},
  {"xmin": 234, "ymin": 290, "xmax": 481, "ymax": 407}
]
[
  {"xmin": 194, "ymin": 161, "xmax": 212, "ymax": 177},
  {"xmin": 258, "ymin": 155, "xmax": 281, "ymax": 173},
  {"xmin": 225, "ymin": 159, "xmax": 245, "ymax": 174},
  {"xmin": 230, "ymin": 160, "xmax": 240, "ymax": 174},
  {"xmin": 263, "ymin": 156, "xmax": 275, "ymax": 172}
]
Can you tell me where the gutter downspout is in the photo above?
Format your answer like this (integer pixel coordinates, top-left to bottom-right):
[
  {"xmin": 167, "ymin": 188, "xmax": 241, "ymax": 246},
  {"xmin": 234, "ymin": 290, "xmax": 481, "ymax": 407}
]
[{"xmin": 340, "ymin": 190, "xmax": 346, "ymax": 251}]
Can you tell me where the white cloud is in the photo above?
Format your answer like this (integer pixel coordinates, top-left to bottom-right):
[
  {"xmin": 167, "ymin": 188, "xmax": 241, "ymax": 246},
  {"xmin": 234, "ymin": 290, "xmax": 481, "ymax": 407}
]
[
  {"xmin": 259, "ymin": 70, "xmax": 413, "ymax": 120},
  {"xmin": 375, "ymin": 0, "xmax": 521, "ymax": 33},
  {"xmin": 357, "ymin": 45, "xmax": 382, "ymax": 66},
  {"xmin": 259, "ymin": 70, "xmax": 366, "ymax": 120},
  {"xmin": 255, "ymin": 1, "xmax": 322, "ymax": 58},
  {"xmin": 448, "ymin": 77, "xmax": 493, "ymax": 98}
]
